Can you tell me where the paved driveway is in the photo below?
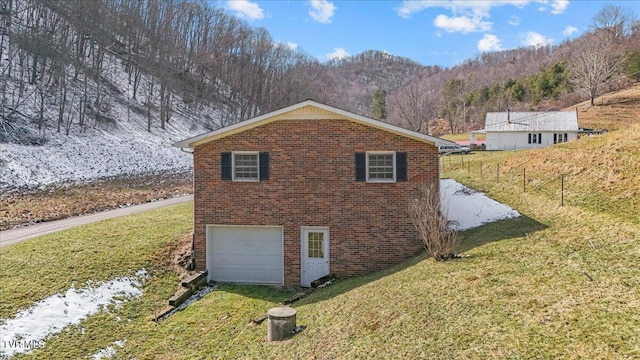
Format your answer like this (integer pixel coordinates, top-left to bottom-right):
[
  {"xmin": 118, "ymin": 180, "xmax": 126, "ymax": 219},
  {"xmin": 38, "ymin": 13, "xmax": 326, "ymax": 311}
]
[{"xmin": 0, "ymin": 195, "xmax": 193, "ymax": 248}]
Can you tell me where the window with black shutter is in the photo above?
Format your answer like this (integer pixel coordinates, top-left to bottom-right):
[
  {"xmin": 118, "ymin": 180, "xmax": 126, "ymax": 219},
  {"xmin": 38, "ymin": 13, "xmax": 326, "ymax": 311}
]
[
  {"xmin": 356, "ymin": 151, "xmax": 405, "ymax": 183},
  {"xmin": 221, "ymin": 152, "xmax": 269, "ymax": 182},
  {"xmin": 355, "ymin": 153, "xmax": 366, "ymax": 181},
  {"xmin": 259, "ymin": 152, "xmax": 269, "ymax": 180},
  {"xmin": 221, "ymin": 152, "xmax": 231, "ymax": 180},
  {"xmin": 396, "ymin": 152, "xmax": 407, "ymax": 181}
]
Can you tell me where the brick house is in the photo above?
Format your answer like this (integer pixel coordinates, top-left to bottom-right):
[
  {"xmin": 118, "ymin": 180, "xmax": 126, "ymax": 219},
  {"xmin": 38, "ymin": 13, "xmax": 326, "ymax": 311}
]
[{"xmin": 174, "ymin": 100, "xmax": 445, "ymax": 287}]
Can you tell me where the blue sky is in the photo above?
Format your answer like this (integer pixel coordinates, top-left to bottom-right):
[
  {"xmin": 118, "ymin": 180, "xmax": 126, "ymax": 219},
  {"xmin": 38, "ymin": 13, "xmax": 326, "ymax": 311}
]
[{"xmin": 223, "ymin": 0, "xmax": 639, "ymax": 68}]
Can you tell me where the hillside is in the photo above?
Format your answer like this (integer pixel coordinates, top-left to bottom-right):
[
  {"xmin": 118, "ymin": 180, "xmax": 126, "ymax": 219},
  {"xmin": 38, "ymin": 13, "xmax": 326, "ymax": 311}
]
[
  {"xmin": 442, "ymin": 84, "xmax": 640, "ymax": 225},
  {"xmin": 1, "ymin": 115, "xmax": 639, "ymax": 358},
  {"xmin": 572, "ymin": 82, "xmax": 640, "ymax": 131},
  {"xmin": 1, "ymin": 0, "xmax": 638, "ymax": 195}
]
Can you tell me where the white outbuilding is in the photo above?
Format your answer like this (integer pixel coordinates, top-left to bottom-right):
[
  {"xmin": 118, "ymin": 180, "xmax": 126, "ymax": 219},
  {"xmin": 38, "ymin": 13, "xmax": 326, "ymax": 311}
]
[{"xmin": 471, "ymin": 110, "xmax": 579, "ymax": 151}]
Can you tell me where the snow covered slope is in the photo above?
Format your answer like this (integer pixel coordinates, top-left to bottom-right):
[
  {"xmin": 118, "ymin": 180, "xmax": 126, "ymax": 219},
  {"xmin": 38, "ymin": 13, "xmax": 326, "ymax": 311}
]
[
  {"xmin": 1, "ymin": 116, "xmax": 195, "ymax": 191},
  {"xmin": 0, "ymin": 42, "xmax": 218, "ymax": 192}
]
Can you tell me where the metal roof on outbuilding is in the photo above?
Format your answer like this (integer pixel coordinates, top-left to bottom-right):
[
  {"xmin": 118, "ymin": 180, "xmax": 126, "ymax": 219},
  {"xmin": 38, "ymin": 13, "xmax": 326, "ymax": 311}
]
[{"xmin": 483, "ymin": 111, "xmax": 579, "ymax": 132}]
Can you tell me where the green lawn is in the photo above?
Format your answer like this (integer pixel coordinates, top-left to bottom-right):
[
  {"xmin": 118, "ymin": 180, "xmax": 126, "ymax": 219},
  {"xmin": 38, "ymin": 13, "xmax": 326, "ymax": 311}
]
[{"xmin": 2, "ymin": 144, "xmax": 639, "ymax": 358}]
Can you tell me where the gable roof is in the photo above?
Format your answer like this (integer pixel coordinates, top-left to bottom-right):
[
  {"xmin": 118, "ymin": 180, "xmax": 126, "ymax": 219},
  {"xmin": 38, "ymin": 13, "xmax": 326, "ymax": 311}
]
[
  {"xmin": 483, "ymin": 111, "xmax": 579, "ymax": 132},
  {"xmin": 173, "ymin": 100, "xmax": 450, "ymax": 149}
]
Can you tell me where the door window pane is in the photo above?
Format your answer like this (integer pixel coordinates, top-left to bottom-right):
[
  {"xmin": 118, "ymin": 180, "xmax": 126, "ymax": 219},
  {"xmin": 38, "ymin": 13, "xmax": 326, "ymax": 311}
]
[{"xmin": 308, "ymin": 232, "xmax": 324, "ymax": 258}]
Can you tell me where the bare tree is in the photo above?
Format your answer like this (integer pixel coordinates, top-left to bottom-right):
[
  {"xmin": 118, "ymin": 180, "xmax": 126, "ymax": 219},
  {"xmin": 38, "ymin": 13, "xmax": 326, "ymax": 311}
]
[
  {"xmin": 388, "ymin": 80, "xmax": 438, "ymax": 133},
  {"xmin": 592, "ymin": 5, "xmax": 637, "ymax": 43},
  {"xmin": 570, "ymin": 33, "xmax": 622, "ymax": 106},
  {"xmin": 408, "ymin": 182, "xmax": 458, "ymax": 261}
]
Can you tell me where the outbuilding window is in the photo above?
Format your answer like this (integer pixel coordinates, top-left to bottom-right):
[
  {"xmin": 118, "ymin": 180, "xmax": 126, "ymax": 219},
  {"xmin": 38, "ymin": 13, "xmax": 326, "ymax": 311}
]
[
  {"xmin": 528, "ymin": 133, "xmax": 543, "ymax": 144},
  {"xmin": 554, "ymin": 133, "xmax": 568, "ymax": 144}
]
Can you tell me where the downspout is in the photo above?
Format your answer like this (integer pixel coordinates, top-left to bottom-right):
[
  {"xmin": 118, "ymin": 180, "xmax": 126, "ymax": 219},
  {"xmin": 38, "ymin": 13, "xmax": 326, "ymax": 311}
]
[{"xmin": 179, "ymin": 147, "xmax": 193, "ymax": 154}]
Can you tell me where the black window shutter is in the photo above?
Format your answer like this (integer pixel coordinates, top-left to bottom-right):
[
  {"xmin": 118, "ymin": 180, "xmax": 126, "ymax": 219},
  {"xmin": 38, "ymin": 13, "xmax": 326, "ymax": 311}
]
[
  {"xmin": 564, "ymin": 133, "xmax": 568, "ymax": 142},
  {"xmin": 221, "ymin": 152, "xmax": 231, "ymax": 180},
  {"xmin": 396, "ymin": 152, "xmax": 407, "ymax": 182},
  {"xmin": 259, "ymin": 152, "xmax": 269, "ymax": 180},
  {"xmin": 355, "ymin": 153, "xmax": 366, "ymax": 181},
  {"xmin": 538, "ymin": 133, "xmax": 542, "ymax": 144},
  {"xmin": 528, "ymin": 134, "xmax": 532, "ymax": 144},
  {"xmin": 554, "ymin": 133, "xmax": 557, "ymax": 144}
]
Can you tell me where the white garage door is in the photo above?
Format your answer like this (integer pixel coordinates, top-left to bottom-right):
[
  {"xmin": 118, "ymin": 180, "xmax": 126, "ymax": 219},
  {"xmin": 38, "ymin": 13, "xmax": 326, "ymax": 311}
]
[{"xmin": 206, "ymin": 225, "xmax": 283, "ymax": 285}]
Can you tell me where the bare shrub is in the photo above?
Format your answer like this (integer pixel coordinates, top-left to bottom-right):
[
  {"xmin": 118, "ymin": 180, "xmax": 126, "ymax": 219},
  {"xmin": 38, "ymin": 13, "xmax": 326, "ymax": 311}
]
[{"xmin": 408, "ymin": 182, "xmax": 459, "ymax": 260}]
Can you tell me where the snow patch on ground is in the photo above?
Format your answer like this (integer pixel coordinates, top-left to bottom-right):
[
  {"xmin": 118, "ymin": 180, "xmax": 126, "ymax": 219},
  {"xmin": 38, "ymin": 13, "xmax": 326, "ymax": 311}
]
[
  {"xmin": 440, "ymin": 179, "xmax": 520, "ymax": 231},
  {"xmin": 91, "ymin": 340, "xmax": 126, "ymax": 360},
  {"xmin": 155, "ymin": 284, "xmax": 218, "ymax": 322},
  {"xmin": 0, "ymin": 270, "xmax": 148, "ymax": 358}
]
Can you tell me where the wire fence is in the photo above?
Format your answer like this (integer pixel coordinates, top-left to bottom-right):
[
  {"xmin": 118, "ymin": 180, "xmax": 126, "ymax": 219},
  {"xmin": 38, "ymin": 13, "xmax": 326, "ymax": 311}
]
[{"xmin": 441, "ymin": 154, "xmax": 570, "ymax": 207}]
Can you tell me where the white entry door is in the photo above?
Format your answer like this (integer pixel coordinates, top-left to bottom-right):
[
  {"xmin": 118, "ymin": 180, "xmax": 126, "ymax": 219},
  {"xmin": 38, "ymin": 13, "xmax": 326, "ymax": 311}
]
[{"xmin": 301, "ymin": 227, "xmax": 330, "ymax": 287}]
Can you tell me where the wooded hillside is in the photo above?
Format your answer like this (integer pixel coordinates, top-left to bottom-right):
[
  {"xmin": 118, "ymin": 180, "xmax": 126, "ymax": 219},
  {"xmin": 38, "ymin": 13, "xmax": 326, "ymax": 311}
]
[{"xmin": 1, "ymin": 0, "xmax": 639, "ymax": 143}]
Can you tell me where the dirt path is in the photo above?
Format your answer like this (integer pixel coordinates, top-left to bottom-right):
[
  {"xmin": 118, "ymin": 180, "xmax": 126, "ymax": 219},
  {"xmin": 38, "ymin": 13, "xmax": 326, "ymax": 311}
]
[{"xmin": 0, "ymin": 195, "xmax": 193, "ymax": 248}]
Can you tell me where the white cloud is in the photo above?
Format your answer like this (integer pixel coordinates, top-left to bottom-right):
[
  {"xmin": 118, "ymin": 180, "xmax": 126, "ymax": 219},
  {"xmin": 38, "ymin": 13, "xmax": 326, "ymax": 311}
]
[
  {"xmin": 395, "ymin": 1, "xmax": 569, "ymax": 35},
  {"xmin": 275, "ymin": 41, "xmax": 298, "ymax": 50},
  {"xmin": 396, "ymin": 1, "xmax": 529, "ymax": 33},
  {"xmin": 562, "ymin": 25, "xmax": 578, "ymax": 36},
  {"xmin": 227, "ymin": 0, "xmax": 264, "ymax": 20},
  {"xmin": 478, "ymin": 34, "xmax": 503, "ymax": 51},
  {"xmin": 308, "ymin": 0, "xmax": 336, "ymax": 24},
  {"xmin": 522, "ymin": 31, "xmax": 554, "ymax": 47},
  {"xmin": 326, "ymin": 47, "xmax": 350, "ymax": 60},
  {"xmin": 285, "ymin": 41, "xmax": 298, "ymax": 50},
  {"xmin": 550, "ymin": 0, "xmax": 569, "ymax": 14},
  {"xmin": 434, "ymin": 14, "xmax": 492, "ymax": 33},
  {"xmin": 536, "ymin": 0, "xmax": 570, "ymax": 15},
  {"xmin": 396, "ymin": 1, "xmax": 529, "ymax": 19}
]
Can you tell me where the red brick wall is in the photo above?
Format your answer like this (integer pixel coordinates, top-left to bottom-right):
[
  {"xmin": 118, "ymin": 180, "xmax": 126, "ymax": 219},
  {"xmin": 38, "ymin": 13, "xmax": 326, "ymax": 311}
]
[{"xmin": 193, "ymin": 119, "xmax": 439, "ymax": 287}]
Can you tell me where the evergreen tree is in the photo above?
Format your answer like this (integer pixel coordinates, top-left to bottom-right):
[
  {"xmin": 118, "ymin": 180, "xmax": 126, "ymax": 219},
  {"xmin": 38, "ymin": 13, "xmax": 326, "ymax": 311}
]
[
  {"xmin": 625, "ymin": 50, "xmax": 640, "ymax": 80},
  {"xmin": 371, "ymin": 89, "xmax": 387, "ymax": 120}
]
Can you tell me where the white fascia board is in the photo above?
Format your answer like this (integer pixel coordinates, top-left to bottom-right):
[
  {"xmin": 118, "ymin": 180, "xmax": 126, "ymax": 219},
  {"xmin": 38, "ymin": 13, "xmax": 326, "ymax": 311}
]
[{"xmin": 173, "ymin": 100, "xmax": 451, "ymax": 148}]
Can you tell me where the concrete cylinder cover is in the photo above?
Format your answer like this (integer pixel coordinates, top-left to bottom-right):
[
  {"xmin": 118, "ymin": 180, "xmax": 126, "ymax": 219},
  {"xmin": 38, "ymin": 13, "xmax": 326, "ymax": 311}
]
[{"xmin": 267, "ymin": 306, "xmax": 297, "ymax": 342}]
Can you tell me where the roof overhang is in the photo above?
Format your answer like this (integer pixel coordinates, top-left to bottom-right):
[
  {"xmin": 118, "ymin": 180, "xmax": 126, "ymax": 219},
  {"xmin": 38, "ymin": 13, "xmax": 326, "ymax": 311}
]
[{"xmin": 173, "ymin": 100, "xmax": 450, "ymax": 149}]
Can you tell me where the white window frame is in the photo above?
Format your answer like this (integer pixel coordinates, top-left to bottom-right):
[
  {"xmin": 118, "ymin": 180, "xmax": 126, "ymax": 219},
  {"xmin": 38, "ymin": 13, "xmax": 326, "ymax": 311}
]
[
  {"xmin": 366, "ymin": 151, "xmax": 396, "ymax": 183},
  {"xmin": 232, "ymin": 151, "xmax": 259, "ymax": 182}
]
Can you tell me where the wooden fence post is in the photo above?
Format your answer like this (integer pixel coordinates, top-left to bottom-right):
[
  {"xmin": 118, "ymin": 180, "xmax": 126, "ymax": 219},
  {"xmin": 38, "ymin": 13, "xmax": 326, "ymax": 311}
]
[{"xmin": 561, "ymin": 175, "xmax": 564, "ymax": 207}]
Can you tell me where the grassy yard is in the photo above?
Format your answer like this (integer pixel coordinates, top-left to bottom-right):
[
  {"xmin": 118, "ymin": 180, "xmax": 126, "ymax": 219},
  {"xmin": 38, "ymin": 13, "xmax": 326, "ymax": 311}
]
[
  {"xmin": 440, "ymin": 124, "xmax": 640, "ymax": 225},
  {"xmin": 2, "ymin": 160, "xmax": 639, "ymax": 359},
  {"xmin": 2, "ymin": 86, "xmax": 639, "ymax": 358}
]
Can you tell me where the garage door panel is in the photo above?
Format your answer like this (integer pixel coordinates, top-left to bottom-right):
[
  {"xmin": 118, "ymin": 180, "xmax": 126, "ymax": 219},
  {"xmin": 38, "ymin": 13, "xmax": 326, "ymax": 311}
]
[{"xmin": 207, "ymin": 226, "xmax": 283, "ymax": 285}]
